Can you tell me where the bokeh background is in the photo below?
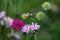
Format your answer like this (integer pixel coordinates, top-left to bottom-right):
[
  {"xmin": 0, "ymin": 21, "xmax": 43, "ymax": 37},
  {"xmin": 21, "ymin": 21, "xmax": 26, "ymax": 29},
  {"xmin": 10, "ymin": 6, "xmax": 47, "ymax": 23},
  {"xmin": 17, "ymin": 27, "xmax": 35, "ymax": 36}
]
[{"xmin": 0, "ymin": 0, "xmax": 60, "ymax": 40}]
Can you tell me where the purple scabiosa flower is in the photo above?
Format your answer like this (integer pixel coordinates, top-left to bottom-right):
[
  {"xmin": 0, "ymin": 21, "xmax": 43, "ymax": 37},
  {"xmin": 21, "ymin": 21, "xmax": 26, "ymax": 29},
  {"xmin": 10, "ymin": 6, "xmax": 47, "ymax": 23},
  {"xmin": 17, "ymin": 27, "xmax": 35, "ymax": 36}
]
[
  {"xmin": 0, "ymin": 11, "xmax": 6, "ymax": 19},
  {"xmin": 21, "ymin": 25, "xmax": 30, "ymax": 34},
  {"xmin": 3, "ymin": 17, "xmax": 14, "ymax": 27},
  {"xmin": 30, "ymin": 22, "xmax": 40, "ymax": 31},
  {"xmin": 11, "ymin": 20, "xmax": 25, "ymax": 30}
]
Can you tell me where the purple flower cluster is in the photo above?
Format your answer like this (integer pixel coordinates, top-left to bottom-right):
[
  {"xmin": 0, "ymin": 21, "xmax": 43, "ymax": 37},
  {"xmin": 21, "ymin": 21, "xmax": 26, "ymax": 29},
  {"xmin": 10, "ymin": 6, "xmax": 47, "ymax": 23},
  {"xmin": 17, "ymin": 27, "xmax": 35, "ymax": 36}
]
[
  {"xmin": 7, "ymin": 32, "xmax": 20, "ymax": 40},
  {"xmin": 21, "ymin": 22, "xmax": 40, "ymax": 34}
]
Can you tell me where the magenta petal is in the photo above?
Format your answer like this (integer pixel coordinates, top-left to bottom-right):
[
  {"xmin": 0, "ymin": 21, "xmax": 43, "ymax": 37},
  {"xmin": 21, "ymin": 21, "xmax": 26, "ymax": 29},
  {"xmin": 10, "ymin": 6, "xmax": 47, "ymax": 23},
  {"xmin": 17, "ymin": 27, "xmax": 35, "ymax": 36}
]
[{"xmin": 11, "ymin": 20, "xmax": 25, "ymax": 30}]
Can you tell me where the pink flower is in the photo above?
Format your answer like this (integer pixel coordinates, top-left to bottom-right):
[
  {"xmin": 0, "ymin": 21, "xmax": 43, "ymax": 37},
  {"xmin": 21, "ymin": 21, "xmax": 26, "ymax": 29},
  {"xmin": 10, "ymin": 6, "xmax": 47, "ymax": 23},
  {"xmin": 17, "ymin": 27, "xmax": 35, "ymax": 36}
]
[
  {"xmin": 12, "ymin": 20, "xmax": 25, "ymax": 30},
  {"xmin": 21, "ymin": 25, "xmax": 30, "ymax": 34},
  {"xmin": 4, "ymin": 17, "xmax": 14, "ymax": 27},
  {"xmin": 7, "ymin": 32, "xmax": 20, "ymax": 40},
  {"xmin": 0, "ymin": 11, "xmax": 6, "ymax": 19},
  {"xmin": 14, "ymin": 33, "xmax": 20, "ymax": 40},
  {"xmin": 30, "ymin": 22, "xmax": 40, "ymax": 31}
]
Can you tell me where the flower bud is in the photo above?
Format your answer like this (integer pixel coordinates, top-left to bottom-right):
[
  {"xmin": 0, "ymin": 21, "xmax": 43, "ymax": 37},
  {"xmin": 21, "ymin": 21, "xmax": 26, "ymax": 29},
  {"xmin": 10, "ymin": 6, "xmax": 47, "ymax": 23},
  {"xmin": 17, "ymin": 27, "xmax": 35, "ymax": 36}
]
[
  {"xmin": 27, "ymin": 13, "xmax": 33, "ymax": 17},
  {"xmin": 21, "ymin": 13, "xmax": 28, "ymax": 19}
]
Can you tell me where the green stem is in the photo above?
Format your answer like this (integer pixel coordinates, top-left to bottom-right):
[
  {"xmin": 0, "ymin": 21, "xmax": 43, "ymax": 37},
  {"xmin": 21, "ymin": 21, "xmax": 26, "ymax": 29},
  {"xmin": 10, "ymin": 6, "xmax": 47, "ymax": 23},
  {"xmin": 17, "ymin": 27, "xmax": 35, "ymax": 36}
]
[
  {"xmin": 1, "ymin": 26, "xmax": 8, "ymax": 40},
  {"xmin": 24, "ymin": 34, "xmax": 26, "ymax": 40},
  {"xmin": 15, "ymin": 0, "xmax": 19, "ymax": 19},
  {"xmin": 6, "ymin": 0, "xmax": 9, "ymax": 16},
  {"xmin": 34, "ymin": 34, "xmax": 37, "ymax": 40},
  {"xmin": 0, "ymin": 0, "xmax": 2, "ymax": 10},
  {"xmin": 16, "ymin": 0, "xmax": 18, "ymax": 12},
  {"xmin": 26, "ymin": 33, "xmax": 34, "ymax": 40}
]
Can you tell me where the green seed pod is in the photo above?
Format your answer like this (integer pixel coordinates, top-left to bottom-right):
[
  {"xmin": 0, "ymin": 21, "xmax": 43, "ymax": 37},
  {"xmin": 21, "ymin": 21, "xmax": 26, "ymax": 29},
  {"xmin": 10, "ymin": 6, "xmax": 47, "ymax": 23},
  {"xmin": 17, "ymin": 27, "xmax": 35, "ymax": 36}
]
[
  {"xmin": 36, "ymin": 11, "xmax": 45, "ymax": 20},
  {"xmin": 42, "ymin": 2, "xmax": 51, "ymax": 10}
]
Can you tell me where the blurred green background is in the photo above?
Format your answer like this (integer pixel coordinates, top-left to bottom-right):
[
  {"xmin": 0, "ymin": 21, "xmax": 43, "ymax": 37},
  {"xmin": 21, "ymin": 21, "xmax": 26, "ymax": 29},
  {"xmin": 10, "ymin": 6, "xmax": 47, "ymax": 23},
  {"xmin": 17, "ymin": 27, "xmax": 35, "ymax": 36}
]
[{"xmin": 0, "ymin": 0, "xmax": 60, "ymax": 40}]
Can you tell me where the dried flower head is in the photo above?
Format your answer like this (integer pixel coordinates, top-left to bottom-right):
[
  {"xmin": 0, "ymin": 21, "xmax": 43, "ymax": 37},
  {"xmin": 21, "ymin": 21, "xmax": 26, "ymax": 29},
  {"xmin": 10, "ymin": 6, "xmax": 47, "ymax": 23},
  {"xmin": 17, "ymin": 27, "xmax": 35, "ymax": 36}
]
[{"xmin": 51, "ymin": 4, "xmax": 58, "ymax": 12}]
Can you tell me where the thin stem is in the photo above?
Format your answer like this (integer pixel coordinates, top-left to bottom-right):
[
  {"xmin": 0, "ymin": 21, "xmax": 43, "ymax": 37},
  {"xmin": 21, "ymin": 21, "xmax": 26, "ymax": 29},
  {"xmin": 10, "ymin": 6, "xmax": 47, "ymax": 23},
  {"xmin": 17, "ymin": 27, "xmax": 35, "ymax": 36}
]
[
  {"xmin": 0, "ymin": 0, "xmax": 2, "ymax": 10},
  {"xmin": 15, "ymin": 0, "xmax": 19, "ymax": 18},
  {"xmin": 34, "ymin": 34, "xmax": 37, "ymax": 40},
  {"xmin": 16, "ymin": 0, "xmax": 18, "ymax": 13},
  {"xmin": 34, "ymin": 33, "xmax": 37, "ymax": 40},
  {"xmin": 7, "ymin": 0, "xmax": 9, "ymax": 16}
]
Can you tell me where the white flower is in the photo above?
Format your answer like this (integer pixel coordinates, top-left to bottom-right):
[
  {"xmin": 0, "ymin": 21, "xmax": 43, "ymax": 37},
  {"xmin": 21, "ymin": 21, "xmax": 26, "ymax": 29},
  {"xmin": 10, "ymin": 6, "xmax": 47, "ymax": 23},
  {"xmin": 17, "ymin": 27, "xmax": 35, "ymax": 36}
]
[
  {"xmin": 21, "ymin": 25, "xmax": 30, "ymax": 34},
  {"xmin": 30, "ymin": 22, "xmax": 40, "ymax": 31},
  {"xmin": 0, "ymin": 11, "xmax": 6, "ymax": 19},
  {"xmin": 3, "ymin": 17, "xmax": 14, "ymax": 27},
  {"xmin": 27, "ymin": 13, "xmax": 33, "ymax": 17}
]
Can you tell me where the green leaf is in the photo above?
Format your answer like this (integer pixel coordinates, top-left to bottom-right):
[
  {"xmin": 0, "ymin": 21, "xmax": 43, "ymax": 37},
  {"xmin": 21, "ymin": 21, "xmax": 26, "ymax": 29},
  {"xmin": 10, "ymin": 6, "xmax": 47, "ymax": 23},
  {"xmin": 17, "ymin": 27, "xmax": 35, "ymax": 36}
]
[
  {"xmin": 0, "ymin": 33, "xmax": 4, "ymax": 40},
  {"xmin": 49, "ymin": 19, "xmax": 60, "ymax": 32}
]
